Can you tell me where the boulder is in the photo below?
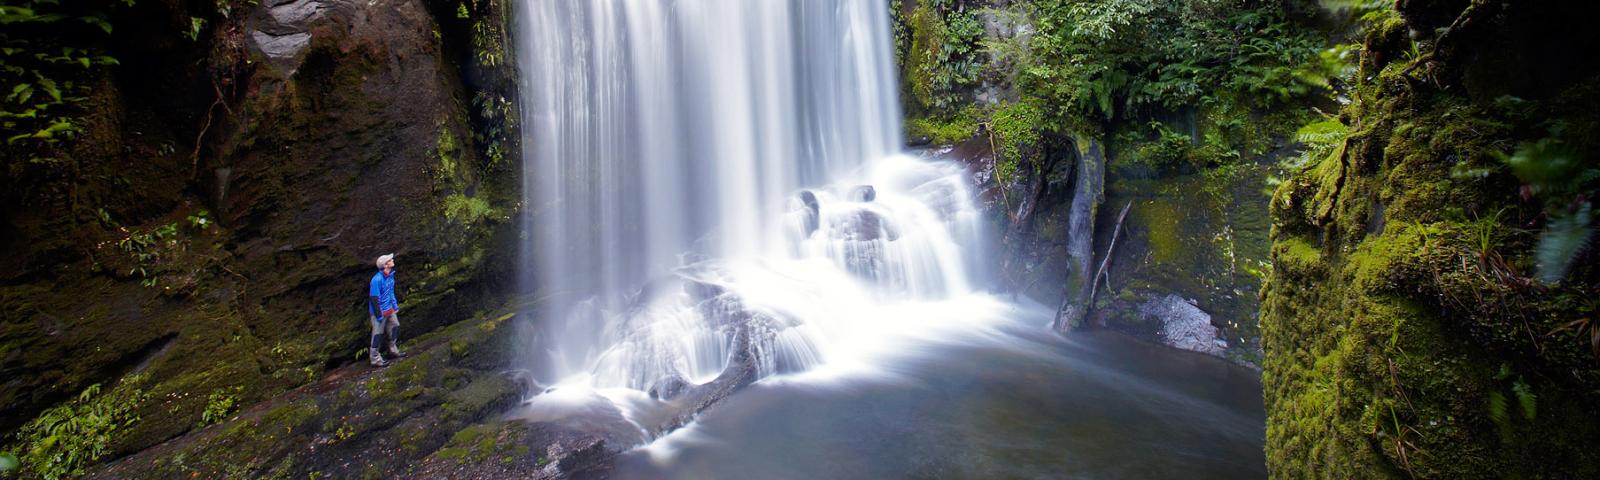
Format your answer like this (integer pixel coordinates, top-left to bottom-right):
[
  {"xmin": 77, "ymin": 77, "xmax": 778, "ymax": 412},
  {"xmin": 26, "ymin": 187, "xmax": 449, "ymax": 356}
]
[
  {"xmin": 830, "ymin": 209, "xmax": 894, "ymax": 242},
  {"xmin": 1138, "ymin": 295, "xmax": 1226, "ymax": 357},
  {"xmin": 795, "ymin": 190, "xmax": 821, "ymax": 237},
  {"xmin": 647, "ymin": 374, "xmax": 691, "ymax": 401},
  {"xmin": 849, "ymin": 184, "xmax": 877, "ymax": 202}
]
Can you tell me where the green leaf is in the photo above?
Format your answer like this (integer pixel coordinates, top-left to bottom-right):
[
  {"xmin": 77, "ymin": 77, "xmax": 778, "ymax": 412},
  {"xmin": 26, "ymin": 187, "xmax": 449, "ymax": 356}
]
[
  {"xmin": 1487, "ymin": 390, "xmax": 1510, "ymax": 440},
  {"xmin": 1512, "ymin": 379, "xmax": 1536, "ymax": 421},
  {"xmin": 186, "ymin": 16, "xmax": 205, "ymax": 41},
  {"xmin": 80, "ymin": 15, "xmax": 112, "ymax": 34},
  {"xmin": 1503, "ymin": 138, "xmax": 1584, "ymax": 197},
  {"xmin": 10, "ymin": 83, "xmax": 33, "ymax": 103},
  {"xmin": 38, "ymin": 77, "xmax": 60, "ymax": 102},
  {"xmin": 1535, "ymin": 202, "xmax": 1594, "ymax": 284}
]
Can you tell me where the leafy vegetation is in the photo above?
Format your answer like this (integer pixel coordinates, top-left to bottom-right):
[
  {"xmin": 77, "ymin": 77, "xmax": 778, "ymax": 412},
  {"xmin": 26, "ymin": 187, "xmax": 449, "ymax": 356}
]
[
  {"xmin": 115, "ymin": 222, "xmax": 178, "ymax": 286},
  {"xmin": 1262, "ymin": 0, "xmax": 1600, "ymax": 475},
  {"xmin": 198, "ymin": 385, "xmax": 245, "ymax": 428},
  {"xmin": 987, "ymin": 100, "xmax": 1043, "ymax": 184},
  {"xmin": 0, "ymin": 452, "xmax": 18, "ymax": 473},
  {"xmin": 9, "ymin": 376, "xmax": 149, "ymax": 480},
  {"xmin": 903, "ymin": 0, "xmax": 985, "ymax": 116},
  {"xmin": 1008, "ymin": 0, "xmax": 1327, "ymax": 126},
  {"xmin": 899, "ymin": 0, "xmax": 1336, "ymax": 177},
  {"xmin": 0, "ymin": 0, "xmax": 129, "ymax": 164},
  {"xmin": 457, "ymin": 0, "xmax": 518, "ymax": 172},
  {"xmin": 1497, "ymin": 137, "xmax": 1598, "ymax": 283},
  {"xmin": 1287, "ymin": 115, "xmax": 1349, "ymax": 170}
]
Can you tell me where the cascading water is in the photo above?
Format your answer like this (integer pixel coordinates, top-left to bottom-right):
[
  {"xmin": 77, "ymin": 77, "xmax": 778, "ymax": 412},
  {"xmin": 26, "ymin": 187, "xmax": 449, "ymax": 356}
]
[
  {"xmin": 515, "ymin": 0, "xmax": 994, "ymax": 396},
  {"xmin": 509, "ymin": 3, "xmax": 1269, "ymax": 476}
]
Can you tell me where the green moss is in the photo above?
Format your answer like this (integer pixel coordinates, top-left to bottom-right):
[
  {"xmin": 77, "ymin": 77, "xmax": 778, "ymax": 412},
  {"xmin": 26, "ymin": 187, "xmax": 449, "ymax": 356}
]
[
  {"xmin": 1263, "ymin": 14, "xmax": 1600, "ymax": 475},
  {"xmin": 906, "ymin": 105, "xmax": 979, "ymax": 144},
  {"xmin": 988, "ymin": 101, "xmax": 1045, "ymax": 186},
  {"xmin": 1273, "ymin": 237, "xmax": 1324, "ymax": 274},
  {"xmin": 441, "ymin": 375, "xmax": 516, "ymax": 419},
  {"xmin": 1136, "ymin": 200, "xmax": 1183, "ymax": 265},
  {"xmin": 441, "ymin": 194, "xmax": 496, "ymax": 225}
]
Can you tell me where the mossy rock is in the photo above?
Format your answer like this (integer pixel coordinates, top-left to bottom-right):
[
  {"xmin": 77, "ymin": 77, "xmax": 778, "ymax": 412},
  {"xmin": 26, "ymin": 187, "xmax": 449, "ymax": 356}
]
[{"xmin": 1262, "ymin": 3, "xmax": 1600, "ymax": 476}]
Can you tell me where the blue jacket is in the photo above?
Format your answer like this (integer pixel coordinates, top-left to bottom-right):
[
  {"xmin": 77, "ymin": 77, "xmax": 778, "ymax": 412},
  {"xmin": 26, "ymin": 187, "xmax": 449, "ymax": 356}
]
[{"xmin": 370, "ymin": 270, "xmax": 398, "ymax": 316}]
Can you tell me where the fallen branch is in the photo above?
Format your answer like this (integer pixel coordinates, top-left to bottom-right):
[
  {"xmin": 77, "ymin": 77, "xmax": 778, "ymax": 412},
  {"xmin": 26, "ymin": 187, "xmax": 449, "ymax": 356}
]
[
  {"xmin": 1087, "ymin": 200, "xmax": 1133, "ymax": 305},
  {"xmin": 982, "ymin": 121, "xmax": 1014, "ymax": 224}
]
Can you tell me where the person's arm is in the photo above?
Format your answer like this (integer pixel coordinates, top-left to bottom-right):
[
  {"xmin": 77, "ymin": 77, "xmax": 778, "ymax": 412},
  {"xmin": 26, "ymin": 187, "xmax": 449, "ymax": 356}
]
[{"xmin": 369, "ymin": 276, "xmax": 382, "ymax": 317}]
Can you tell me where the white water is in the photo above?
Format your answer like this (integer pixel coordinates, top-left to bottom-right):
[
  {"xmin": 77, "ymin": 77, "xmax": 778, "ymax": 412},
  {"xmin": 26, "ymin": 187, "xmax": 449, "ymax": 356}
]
[{"xmin": 515, "ymin": 0, "xmax": 1005, "ymax": 424}]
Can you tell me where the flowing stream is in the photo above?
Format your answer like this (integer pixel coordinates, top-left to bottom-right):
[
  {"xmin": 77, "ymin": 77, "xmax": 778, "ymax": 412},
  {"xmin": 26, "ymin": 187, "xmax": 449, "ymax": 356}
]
[{"xmin": 513, "ymin": 1, "xmax": 1264, "ymax": 477}]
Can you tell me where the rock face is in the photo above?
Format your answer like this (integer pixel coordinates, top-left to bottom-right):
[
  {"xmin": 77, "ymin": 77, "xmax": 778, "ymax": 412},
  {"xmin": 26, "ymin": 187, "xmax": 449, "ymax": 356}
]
[
  {"xmin": 1086, "ymin": 162, "xmax": 1275, "ymax": 366},
  {"xmin": 0, "ymin": 0, "xmax": 517, "ymax": 465}
]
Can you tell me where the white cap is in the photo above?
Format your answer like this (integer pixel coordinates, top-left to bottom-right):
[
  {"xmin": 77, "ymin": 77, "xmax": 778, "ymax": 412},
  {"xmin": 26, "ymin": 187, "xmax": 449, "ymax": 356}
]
[{"xmin": 375, "ymin": 253, "xmax": 395, "ymax": 269}]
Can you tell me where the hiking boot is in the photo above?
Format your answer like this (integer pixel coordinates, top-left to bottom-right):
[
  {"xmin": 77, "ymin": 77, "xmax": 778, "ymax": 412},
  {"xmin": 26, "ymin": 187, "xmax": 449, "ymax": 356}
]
[
  {"xmin": 387, "ymin": 345, "xmax": 406, "ymax": 358},
  {"xmin": 370, "ymin": 352, "xmax": 390, "ymax": 367}
]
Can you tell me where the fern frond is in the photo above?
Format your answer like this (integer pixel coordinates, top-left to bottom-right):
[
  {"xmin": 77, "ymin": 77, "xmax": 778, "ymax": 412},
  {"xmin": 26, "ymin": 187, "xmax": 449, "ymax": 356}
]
[
  {"xmin": 1535, "ymin": 202, "xmax": 1594, "ymax": 284},
  {"xmin": 1488, "ymin": 390, "xmax": 1510, "ymax": 441},
  {"xmin": 1512, "ymin": 380, "xmax": 1536, "ymax": 421}
]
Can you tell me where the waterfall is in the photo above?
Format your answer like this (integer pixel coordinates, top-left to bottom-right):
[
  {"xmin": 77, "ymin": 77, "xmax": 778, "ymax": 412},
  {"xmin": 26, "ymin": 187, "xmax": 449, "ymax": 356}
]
[{"xmin": 515, "ymin": 0, "xmax": 989, "ymax": 395}]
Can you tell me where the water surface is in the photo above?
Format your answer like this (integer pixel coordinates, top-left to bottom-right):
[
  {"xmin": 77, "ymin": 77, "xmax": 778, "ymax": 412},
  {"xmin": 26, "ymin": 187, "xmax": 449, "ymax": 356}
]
[{"xmin": 613, "ymin": 313, "xmax": 1266, "ymax": 479}]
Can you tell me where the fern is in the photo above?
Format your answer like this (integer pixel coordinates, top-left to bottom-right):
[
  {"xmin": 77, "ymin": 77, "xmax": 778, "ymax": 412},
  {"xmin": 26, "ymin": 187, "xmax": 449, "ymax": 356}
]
[
  {"xmin": 1500, "ymin": 137, "xmax": 1597, "ymax": 283},
  {"xmin": 1511, "ymin": 379, "xmax": 1536, "ymax": 421},
  {"xmin": 1504, "ymin": 138, "xmax": 1586, "ymax": 196},
  {"xmin": 1487, "ymin": 390, "xmax": 1511, "ymax": 442},
  {"xmin": 1285, "ymin": 116, "xmax": 1348, "ymax": 170},
  {"xmin": 13, "ymin": 376, "xmax": 149, "ymax": 480},
  {"xmin": 1536, "ymin": 203, "xmax": 1594, "ymax": 284}
]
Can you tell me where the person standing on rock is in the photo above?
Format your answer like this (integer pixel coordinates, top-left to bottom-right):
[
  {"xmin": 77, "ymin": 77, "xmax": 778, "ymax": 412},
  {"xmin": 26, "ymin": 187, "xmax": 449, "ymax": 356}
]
[{"xmin": 368, "ymin": 253, "xmax": 405, "ymax": 367}]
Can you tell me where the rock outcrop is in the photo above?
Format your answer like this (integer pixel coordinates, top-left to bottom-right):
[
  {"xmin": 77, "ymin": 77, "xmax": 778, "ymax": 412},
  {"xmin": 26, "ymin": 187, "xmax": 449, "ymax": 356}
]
[{"xmin": 1, "ymin": 0, "xmax": 518, "ymax": 467}]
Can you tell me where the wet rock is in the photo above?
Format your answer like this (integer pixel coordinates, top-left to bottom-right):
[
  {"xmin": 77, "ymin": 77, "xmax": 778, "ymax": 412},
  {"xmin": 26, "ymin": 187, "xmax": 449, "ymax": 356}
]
[
  {"xmin": 248, "ymin": 31, "xmax": 311, "ymax": 65},
  {"xmin": 246, "ymin": 0, "xmax": 353, "ymax": 75},
  {"xmin": 830, "ymin": 209, "xmax": 894, "ymax": 242},
  {"xmin": 1138, "ymin": 295, "xmax": 1226, "ymax": 356},
  {"xmin": 826, "ymin": 208, "xmax": 899, "ymax": 282},
  {"xmin": 649, "ymin": 324, "xmax": 760, "ymax": 436},
  {"xmin": 849, "ymin": 185, "xmax": 877, "ymax": 202},
  {"xmin": 798, "ymin": 190, "xmax": 820, "ymax": 213},
  {"xmin": 648, "ymin": 374, "xmax": 691, "ymax": 400},
  {"xmin": 87, "ymin": 310, "xmax": 526, "ymax": 479},
  {"xmin": 796, "ymin": 190, "xmax": 820, "ymax": 237},
  {"xmin": 684, "ymin": 277, "xmax": 726, "ymax": 302},
  {"xmin": 526, "ymin": 421, "xmax": 619, "ymax": 479},
  {"xmin": 910, "ymin": 178, "xmax": 961, "ymax": 220},
  {"xmin": 265, "ymin": 0, "xmax": 326, "ymax": 29},
  {"xmin": 515, "ymin": 390, "xmax": 649, "ymax": 449}
]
